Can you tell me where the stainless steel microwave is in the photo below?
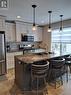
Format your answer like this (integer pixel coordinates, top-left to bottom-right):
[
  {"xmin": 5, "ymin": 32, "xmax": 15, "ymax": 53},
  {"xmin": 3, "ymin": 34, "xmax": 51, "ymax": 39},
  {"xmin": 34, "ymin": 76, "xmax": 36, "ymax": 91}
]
[{"xmin": 21, "ymin": 35, "xmax": 34, "ymax": 42}]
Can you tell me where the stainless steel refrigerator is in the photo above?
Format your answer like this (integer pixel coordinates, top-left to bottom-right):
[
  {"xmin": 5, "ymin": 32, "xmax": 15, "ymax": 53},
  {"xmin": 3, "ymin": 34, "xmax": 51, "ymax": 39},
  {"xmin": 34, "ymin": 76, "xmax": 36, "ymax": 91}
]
[{"xmin": 0, "ymin": 31, "xmax": 6, "ymax": 75}]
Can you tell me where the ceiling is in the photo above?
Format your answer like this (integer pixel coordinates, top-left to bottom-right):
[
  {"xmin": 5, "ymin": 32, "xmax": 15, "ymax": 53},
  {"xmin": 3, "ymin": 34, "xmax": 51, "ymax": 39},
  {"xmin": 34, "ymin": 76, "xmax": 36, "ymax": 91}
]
[{"xmin": 0, "ymin": 0, "xmax": 71, "ymax": 25}]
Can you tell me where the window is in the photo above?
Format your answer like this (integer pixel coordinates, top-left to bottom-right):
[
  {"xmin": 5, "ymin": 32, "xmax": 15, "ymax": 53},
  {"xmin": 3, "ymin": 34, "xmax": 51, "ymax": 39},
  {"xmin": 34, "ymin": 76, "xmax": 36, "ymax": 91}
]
[{"xmin": 51, "ymin": 27, "xmax": 71, "ymax": 55}]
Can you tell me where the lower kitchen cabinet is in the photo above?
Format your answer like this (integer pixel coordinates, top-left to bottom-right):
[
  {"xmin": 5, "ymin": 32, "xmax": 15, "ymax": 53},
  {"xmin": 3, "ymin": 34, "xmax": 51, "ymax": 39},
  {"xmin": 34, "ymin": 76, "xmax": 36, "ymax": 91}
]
[{"xmin": 6, "ymin": 51, "xmax": 23, "ymax": 70}]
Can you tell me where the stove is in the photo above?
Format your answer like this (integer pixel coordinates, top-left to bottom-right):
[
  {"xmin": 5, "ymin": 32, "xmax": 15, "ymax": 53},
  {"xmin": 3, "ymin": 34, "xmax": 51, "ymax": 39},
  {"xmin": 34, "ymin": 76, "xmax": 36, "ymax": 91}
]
[{"xmin": 19, "ymin": 44, "xmax": 32, "ymax": 50}]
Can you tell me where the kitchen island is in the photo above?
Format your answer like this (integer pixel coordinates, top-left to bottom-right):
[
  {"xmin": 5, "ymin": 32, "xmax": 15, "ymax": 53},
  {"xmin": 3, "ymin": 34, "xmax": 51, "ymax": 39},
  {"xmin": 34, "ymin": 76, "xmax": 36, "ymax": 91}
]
[{"xmin": 14, "ymin": 53, "xmax": 70, "ymax": 91}]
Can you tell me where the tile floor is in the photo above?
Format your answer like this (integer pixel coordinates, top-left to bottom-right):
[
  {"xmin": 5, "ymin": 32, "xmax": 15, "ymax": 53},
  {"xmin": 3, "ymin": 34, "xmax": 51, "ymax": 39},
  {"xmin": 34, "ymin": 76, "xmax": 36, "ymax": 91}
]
[{"xmin": 0, "ymin": 69, "xmax": 71, "ymax": 95}]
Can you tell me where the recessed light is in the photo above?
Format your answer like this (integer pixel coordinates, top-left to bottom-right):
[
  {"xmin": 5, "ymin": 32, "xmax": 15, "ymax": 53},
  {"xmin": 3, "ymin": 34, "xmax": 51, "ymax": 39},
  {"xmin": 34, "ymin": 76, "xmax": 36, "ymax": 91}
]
[{"xmin": 17, "ymin": 16, "xmax": 21, "ymax": 19}]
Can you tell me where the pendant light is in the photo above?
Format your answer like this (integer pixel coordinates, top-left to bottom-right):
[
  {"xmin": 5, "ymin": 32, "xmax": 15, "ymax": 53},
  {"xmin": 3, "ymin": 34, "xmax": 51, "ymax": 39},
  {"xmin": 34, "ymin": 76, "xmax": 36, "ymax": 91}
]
[
  {"xmin": 59, "ymin": 15, "xmax": 63, "ymax": 55},
  {"xmin": 32, "ymin": 5, "xmax": 37, "ymax": 31},
  {"xmin": 48, "ymin": 11, "xmax": 52, "ymax": 32},
  {"xmin": 60, "ymin": 15, "xmax": 63, "ymax": 32}
]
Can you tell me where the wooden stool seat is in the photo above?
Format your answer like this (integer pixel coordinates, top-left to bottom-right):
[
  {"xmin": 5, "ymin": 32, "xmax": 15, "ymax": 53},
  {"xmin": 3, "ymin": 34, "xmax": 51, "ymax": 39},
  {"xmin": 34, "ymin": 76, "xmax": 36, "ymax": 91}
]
[{"xmin": 31, "ymin": 60, "xmax": 49, "ymax": 95}]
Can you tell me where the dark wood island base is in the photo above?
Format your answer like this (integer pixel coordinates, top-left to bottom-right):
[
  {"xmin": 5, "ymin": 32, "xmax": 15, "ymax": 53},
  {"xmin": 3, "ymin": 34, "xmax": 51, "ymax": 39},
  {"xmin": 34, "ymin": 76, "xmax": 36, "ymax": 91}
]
[
  {"xmin": 14, "ymin": 53, "xmax": 70, "ymax": 91},
  {"xmin": 15, "ymin": 58, "xmax": 31, "ymax": 91}
]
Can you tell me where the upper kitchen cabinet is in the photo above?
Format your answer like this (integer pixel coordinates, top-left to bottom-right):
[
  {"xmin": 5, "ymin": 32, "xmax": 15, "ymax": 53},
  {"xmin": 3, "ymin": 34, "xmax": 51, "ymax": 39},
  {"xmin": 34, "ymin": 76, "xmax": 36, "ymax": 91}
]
[
  {"xmin": 15, "ymin": 21, "xmax": 33, "ymax": 42},
  {"xmin": 27, "ymin": 25, "xmax": 43, "ymax": 41},
  {"xmin": 5, "ymin": 22, "xmax": 16, "ymax": 42},
  {"xmin": 27, "ymin": 23, "xmax": 34, "ymax": 36},
  {"xmin": 34, "ymin": 26, "xmax": 43, "ymax": 41},
  {"xmin": 15, "ymin": 21, "xmax": 28, "ymax": 42},
  {"xmin": 15, "ymin": 21, "xmax": 43, "ymax": 42},
  {"xmin": 0, "ymin": 16, "xmax": 6, "ymax": 31},
  {"xmin": 26, "ymin": 24, "xmax": 43, "ymax": 41}
]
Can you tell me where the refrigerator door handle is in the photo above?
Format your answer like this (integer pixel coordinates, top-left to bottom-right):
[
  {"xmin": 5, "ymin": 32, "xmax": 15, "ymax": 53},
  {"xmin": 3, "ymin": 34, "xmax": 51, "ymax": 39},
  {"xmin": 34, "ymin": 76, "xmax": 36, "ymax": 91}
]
[{"xmin": 0, "ymin": 60, "xmax": 5, "ymax": 63}]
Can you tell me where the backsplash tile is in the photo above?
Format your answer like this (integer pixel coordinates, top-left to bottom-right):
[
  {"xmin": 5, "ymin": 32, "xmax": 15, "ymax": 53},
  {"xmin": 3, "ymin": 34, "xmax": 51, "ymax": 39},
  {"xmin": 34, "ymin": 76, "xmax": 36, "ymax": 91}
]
[{"xmin": 6, "ymin": 41, "xmax": 42, "ymax": 52}]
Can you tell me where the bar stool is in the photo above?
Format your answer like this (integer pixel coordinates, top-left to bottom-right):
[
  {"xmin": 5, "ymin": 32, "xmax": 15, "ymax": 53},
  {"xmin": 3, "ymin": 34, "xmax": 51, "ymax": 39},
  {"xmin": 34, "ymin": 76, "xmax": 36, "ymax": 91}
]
[
  {"xmin": 31, "ymin": 60, "xmax": 49, "ymax": 95},
  {"xmin": 65, "ymin": 55, "xmax": 71, "ymax": 82},
  {"xmin": 49, "ymin": 58, "xmax": 65, "ymax": 88}
]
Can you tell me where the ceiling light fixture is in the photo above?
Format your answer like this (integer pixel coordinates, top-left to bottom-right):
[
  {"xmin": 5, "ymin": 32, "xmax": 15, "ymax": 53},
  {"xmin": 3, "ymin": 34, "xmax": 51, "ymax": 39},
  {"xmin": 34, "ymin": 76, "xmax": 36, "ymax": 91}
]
[
  {"xmin": 60, "ymin": 15, "xmax": 63, "ymax": 32},
  {"xmin": 17, "ymin": 16, "xmax": 21, "ymax": 19},
  {"xmin": 59, "ymin": 15, "xmax": 63, "ymax": 55},
  {"xmin": 48, "ymin": 11, "xmax": 52, "ymax": 32},
  {"xmin": 32, "ymin": 4, "xmax": 37, "ymax": 31}
]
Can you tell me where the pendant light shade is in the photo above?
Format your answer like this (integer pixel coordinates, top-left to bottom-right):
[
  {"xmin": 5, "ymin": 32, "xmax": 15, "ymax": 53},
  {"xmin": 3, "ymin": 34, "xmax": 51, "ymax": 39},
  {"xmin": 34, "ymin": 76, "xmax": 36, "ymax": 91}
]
[
  {"xmin": 60, "ymin": 15, "xmax": 63, "ymax": 31},
  {"xmin": 32, "ymin": 5, "xmax": 37, "ymax": 31},
  {"xmin": 48, "ymin": 11, "xmax": 52, "ymax": 32}
]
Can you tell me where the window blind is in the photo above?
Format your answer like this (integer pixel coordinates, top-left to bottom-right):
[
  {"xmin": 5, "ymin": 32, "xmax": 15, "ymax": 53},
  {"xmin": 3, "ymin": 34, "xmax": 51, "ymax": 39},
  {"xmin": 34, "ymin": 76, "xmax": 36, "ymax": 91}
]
[{"xmin": 52, "ymin": 27, "xmax": 71, "ymax": 43}]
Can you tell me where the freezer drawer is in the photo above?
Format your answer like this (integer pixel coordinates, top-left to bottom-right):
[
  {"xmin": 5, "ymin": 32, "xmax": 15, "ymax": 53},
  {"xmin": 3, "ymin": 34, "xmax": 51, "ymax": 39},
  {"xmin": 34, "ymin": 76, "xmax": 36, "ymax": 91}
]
[{"xmin": 0, "ymin": 60, "xmax": 6, "ymax": 75}]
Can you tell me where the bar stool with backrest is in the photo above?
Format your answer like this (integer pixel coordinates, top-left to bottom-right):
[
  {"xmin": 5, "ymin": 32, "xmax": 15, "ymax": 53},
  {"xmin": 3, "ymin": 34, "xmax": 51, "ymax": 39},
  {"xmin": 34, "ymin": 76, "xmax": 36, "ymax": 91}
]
[
  {"xmin": 49, "ymin": 58, "xmax": 65, "ymax": 88},
  {"xmin": 31, "ymin": 60, "xmax": 49, "ymax": 95},
  {"xmin": 65, "ymin": 55, "xmax": 71, "ymax": 82}
]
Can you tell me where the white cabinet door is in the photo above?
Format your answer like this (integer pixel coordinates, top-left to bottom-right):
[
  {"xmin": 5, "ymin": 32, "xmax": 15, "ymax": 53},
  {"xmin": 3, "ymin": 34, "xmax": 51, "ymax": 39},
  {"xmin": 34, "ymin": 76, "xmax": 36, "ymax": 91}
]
[
  {"xmin": 6, "ymin": 51, "xmax": 23, "ymax": 70},
  {"xmin": 15, "ymin": 21, "xmax": 28, "ymax": 42},
  {"xmin": 15, "ymin": 22, "xmax": 21, "ymax": 42},
  {"xmin": 6, "ymin": 53, "xmax": 14, "ymax": 69},
  {"xmin": 15, "ymin": 21, "xmax": 33, "ymax": 41},
  {"xmin": 20, "ymin": 23, "xmax": 27, "ymax": 35},
  {"xmin": 5, "ymin": 22, "xmax": 16, "ymax": 42},
  {"xmin": 26, "ymin": 25, "xmax": 42, "ymax": 41},
  {"xmin": 15, "ymin": 21, "xmax": 43, "ymax": 42},
  {"xmin": 34, "ymin": 27, "xmax": 42, "ymax": 41},
  {"xmin": 27, "ymin": 24, "xmax": 34, "ymax": 36}
]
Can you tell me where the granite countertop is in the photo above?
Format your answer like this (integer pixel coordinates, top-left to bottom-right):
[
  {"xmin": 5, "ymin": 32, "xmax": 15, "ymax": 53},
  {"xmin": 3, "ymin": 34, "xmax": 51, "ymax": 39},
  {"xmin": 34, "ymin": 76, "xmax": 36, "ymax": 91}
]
[
  {"xmin": 15, "ymin": 54, "xmax": 48, "ymax": 63},
  {"xmin": 15, "ymin": 53, "xmax": 66, "ymax": 64},
  {"xmin": 15, "ymin": 52, "xmax": 71, "ymax": 64}
]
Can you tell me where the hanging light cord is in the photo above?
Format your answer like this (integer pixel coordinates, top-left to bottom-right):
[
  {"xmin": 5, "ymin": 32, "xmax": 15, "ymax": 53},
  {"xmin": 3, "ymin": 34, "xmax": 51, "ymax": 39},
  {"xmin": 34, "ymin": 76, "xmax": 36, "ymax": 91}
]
[
  {"xmin": 33, "ymin": 6, "xmax": 35, "ymax": 26},
  {"xmin": 32, "ymin": 5, "xmax": 37, "ymax": 26},
  {"xmin": 48, "ymin": 11, "xmax": 52, "ymax": 29},
  {"xmin": 60, "ymin": 15, "xmax": 63, "ymax": 31}
]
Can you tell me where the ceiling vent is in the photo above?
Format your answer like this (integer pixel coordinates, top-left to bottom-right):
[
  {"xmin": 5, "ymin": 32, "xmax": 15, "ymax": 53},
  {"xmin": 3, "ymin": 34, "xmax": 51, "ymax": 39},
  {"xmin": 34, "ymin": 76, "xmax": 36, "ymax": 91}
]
[{"xmin": 0, "ymin": 0, "xmax": 9, "ymax": 9}]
